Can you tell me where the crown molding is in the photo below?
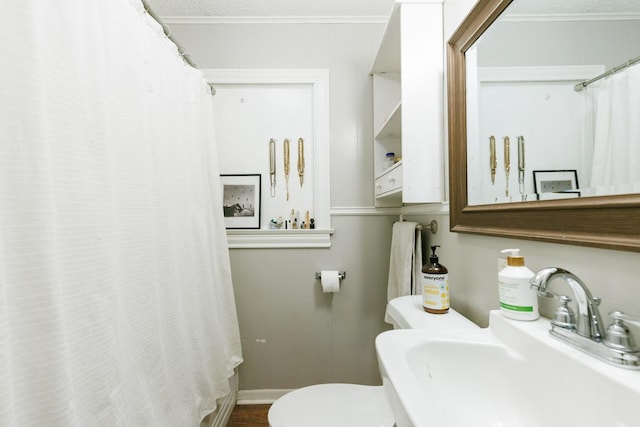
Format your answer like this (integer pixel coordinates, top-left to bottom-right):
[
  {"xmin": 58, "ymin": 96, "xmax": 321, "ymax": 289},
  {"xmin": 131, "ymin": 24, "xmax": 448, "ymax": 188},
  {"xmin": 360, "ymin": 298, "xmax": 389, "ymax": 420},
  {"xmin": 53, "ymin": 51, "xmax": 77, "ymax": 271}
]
[{"xmin": 160, "ymin": 15, "xmax": 389, "ymax": 25}]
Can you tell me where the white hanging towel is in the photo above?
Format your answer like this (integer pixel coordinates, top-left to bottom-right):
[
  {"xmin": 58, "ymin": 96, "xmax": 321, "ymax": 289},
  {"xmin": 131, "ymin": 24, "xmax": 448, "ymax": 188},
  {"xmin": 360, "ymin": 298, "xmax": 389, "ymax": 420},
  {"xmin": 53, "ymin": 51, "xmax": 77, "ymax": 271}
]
[{"xmin": 387, "ymin": 221, "xmax": 423, "ymax": 301}]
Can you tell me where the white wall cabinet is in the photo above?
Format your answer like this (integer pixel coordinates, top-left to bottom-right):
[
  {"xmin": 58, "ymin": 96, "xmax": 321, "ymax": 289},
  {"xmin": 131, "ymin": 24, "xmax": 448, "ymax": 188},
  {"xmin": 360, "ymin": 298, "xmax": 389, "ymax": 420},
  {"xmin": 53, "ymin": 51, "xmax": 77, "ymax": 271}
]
[{"xmin": 371, "ymin": 0, "xmax": 444, "ymax": 206}]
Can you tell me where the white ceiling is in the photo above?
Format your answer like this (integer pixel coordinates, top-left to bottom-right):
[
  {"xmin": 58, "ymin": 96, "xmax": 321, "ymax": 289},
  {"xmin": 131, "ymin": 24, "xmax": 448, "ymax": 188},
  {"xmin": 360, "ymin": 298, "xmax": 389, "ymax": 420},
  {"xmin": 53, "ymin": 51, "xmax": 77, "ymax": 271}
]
[
  {"xmin": 148, "ymin": 0, "xmax": 396, "ymax": 18},
  {"xmin": 508, "ymin": 0, "xmax": 640, "ymax": 15}
]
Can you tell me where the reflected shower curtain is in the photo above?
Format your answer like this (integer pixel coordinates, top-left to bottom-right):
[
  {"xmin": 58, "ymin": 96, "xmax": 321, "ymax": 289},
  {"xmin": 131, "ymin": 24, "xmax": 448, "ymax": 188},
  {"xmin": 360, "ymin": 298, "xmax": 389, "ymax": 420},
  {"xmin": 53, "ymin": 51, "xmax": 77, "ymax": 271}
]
[
  {"xmin": 0, "ymin": 1, "xmax": 242, "ymax": 426},
  {"xmin": 589, "ymin": 62, "xmax": 640, "ymax": 190}
]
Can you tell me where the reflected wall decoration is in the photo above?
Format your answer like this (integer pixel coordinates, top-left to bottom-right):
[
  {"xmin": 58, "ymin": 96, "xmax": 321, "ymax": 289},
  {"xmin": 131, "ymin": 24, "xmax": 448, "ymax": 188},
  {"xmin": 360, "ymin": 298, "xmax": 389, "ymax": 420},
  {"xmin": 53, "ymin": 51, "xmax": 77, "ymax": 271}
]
[
  {"xmin": 221, "ymin": 174, "xmax": 261, "ymax": 229},
  {"xmin": 533, "ymin": 170, "xmax": 579, "ymax": 200}
]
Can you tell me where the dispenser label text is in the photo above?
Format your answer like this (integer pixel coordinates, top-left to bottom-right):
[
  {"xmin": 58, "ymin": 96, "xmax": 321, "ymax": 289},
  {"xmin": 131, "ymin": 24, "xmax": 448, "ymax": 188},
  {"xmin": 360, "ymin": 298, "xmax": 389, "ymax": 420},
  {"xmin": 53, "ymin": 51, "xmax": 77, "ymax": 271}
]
[
  {"xmin": 498, "ymin": 277, "xmax": 538, "ymax": 315},
  {"xmin": 422, "ymin": 273, "xmax": 449, "ymax": 311}
]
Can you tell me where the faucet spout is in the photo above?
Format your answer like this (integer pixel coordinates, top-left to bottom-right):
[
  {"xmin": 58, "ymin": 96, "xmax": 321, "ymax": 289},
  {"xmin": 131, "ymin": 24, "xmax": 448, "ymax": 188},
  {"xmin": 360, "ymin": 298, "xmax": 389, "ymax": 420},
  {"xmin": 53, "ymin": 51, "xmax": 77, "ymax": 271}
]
[{"xmin": 530, "ymin": 267, "xmax": 605, "ymax": 341}]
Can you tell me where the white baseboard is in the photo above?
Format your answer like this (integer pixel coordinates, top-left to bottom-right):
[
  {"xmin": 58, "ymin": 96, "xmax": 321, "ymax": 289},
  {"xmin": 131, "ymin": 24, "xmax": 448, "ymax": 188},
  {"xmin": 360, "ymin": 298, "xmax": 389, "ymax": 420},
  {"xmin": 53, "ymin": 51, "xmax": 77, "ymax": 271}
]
[
  {"xmin": 209, "ymin": 388, "xmax": 237, "ymax": 427},
  {"xmin": 202, "ymin": 374, "xmax": 239, "ymax": 427},
  {"xmin": 237, "ymin": 389, "xmax": 294, "ymax": 405}
]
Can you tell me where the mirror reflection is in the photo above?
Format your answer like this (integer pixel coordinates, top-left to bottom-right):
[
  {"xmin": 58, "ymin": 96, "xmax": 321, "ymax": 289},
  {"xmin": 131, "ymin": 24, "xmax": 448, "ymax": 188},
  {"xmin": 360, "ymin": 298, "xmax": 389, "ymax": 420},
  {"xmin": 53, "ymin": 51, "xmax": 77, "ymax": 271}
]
[{"xmin": 465, "ymin": 0, "xmax": 640, "ymax": 205}]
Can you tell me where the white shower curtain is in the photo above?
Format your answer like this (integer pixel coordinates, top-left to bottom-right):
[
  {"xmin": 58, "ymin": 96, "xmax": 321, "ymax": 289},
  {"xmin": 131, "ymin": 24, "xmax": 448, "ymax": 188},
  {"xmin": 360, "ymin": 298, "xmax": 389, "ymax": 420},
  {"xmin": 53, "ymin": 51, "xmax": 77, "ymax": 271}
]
[
  {"xmin": 0, "ymin": 1, "xmax": 242, "ymax": 426},
  {"xmin": 589, "ymin": 62, "xmax": 640, "ymax": 190}
]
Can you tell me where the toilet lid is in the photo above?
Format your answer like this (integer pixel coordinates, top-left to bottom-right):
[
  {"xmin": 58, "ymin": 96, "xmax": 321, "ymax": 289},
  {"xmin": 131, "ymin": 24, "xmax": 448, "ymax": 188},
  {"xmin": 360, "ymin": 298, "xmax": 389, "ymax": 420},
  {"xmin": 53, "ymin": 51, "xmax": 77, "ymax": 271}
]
[{"xmin": 268, "ymin": 383, "xmax": 394, "ymax": 427}]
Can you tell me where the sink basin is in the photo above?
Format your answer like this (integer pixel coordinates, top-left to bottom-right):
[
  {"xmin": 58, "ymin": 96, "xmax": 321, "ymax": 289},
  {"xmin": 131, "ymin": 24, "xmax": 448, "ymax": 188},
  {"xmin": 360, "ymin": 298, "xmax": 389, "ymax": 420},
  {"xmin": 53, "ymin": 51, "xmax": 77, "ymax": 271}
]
[{"xmin": 376, "ymin": 310, "xmax": 640, "ymax": 427}]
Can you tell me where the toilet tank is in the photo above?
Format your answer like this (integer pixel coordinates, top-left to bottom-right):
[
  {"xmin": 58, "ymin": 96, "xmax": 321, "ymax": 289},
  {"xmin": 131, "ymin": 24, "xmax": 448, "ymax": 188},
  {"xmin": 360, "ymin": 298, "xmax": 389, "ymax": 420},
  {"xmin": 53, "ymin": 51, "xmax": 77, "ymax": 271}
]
[{"xmin": 384, "ymin": 295, "xmax": 479, "ymax": 330}]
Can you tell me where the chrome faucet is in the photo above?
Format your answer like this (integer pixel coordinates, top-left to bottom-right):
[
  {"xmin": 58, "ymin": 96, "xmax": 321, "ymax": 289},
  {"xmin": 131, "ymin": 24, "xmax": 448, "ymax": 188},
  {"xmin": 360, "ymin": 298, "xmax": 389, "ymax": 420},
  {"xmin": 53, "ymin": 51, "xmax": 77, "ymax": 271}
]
[
  {"xmin": 529, "ymin": 267, "xmax": 605, "ymax": 341},
  {"xmin": 529, "ymin": 267, "xmax": 640, "ymax": 369}
]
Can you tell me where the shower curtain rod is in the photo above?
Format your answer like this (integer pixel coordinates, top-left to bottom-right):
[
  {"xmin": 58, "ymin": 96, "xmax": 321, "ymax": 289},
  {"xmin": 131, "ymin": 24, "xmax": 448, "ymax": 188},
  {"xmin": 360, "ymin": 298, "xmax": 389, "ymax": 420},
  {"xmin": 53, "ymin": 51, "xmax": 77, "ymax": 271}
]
[
  {"xmin": 141, "ymin": 0, "xmax": 216, "ymax": 95},
  {"xmin": 574, "ymin": 55, "xmax": 640, "ymax": 92}
]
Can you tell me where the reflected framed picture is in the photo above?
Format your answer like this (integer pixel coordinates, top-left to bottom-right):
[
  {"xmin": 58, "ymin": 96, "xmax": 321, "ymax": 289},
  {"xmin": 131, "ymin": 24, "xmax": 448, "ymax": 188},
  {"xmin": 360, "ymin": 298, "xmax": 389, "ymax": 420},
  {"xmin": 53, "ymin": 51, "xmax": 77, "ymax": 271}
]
[
  {"xmin": 221, "ymin": 174, "xmax": 261, "ymax": 229},
  {"xmin": 533, "ymin": 170, "xmax": 580, "ymax": 200}
]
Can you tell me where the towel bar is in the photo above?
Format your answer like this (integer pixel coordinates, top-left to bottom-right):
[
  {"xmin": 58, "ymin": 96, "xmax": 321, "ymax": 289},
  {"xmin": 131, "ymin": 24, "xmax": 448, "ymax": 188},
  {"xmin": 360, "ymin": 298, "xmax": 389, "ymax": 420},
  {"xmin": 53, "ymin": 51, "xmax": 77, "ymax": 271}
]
[{"xmin": 396, "ymin": 219, "xmax": 438, "ymax": 235}]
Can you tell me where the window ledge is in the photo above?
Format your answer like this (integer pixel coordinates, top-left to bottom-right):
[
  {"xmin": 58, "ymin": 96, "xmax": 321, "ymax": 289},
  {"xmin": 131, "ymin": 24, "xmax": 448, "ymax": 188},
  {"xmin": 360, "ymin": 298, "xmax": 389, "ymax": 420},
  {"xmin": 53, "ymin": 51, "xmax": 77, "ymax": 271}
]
[{"xmin": 226, "ymin": 229, "xmax": 334, "ymax": 249}]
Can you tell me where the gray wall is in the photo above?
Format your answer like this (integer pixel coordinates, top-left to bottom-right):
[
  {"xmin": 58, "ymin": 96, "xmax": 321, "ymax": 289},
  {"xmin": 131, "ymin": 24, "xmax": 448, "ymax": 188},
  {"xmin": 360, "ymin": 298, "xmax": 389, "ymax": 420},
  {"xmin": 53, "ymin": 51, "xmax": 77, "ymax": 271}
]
[
  {"xmin": 229, "ymin": 214, "xmax": 395, "ymax": 389},
  {"xmin": 168, "ymin": 2, "xmax": 640, "ymax": 392},
  {"xmin": 479, "ymin": 20, "xmax": 640, "ymax": 69},
  {"xmin": 406, "ymin": 212, "xmax": 640, "ymax": 329},
  {"xmin": 168, "ymin": 22, "xmax": 396, "ymax": 389},
  {"xmin": 170, "ymin": 22, "xmax": 380, "ymax": 208}
]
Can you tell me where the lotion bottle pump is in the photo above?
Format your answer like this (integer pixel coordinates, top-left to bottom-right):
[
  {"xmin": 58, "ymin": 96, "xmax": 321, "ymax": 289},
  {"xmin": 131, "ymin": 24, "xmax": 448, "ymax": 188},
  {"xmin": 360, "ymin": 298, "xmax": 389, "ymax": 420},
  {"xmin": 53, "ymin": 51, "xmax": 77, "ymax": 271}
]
[{"xmin": 498, "ymin": 248, "xmax": 539, "ymax": 321}]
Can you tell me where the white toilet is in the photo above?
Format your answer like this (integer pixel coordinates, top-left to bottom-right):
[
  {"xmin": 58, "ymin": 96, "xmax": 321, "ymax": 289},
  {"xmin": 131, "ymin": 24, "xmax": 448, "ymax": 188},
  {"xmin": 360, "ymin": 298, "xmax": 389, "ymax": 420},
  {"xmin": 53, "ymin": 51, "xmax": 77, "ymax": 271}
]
[{"xmin": 267, "ymin": 295, "xmax": 479, "ymax": 427}]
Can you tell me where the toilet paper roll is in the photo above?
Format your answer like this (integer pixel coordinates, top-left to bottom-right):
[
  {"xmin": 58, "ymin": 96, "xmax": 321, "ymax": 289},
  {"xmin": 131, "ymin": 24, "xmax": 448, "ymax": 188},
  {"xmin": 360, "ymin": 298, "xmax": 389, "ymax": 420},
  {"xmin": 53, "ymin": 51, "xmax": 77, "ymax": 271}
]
[{"xmin": 320, "ymin": 270, "xmax": 340, "ymax": 293}]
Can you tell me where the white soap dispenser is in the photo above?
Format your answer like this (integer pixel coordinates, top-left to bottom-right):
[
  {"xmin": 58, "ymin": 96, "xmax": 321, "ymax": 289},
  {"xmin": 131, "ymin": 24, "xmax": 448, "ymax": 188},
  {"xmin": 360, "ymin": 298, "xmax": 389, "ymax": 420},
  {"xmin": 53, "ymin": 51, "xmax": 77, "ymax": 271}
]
[{"xmin": 498, "ymin": 249, "xmax": 539, "ymax": 321}]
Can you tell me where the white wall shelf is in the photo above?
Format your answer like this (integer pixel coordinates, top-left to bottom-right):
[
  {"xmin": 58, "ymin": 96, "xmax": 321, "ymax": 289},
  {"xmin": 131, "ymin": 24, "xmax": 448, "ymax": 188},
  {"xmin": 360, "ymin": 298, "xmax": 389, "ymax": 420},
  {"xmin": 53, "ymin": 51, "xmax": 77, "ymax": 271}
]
[
  {"xmin": 371, "ymin": 0, "xmax": 445, "ymax": 206},
  {"xmin": 375, "ymin": 158, "xmax": 403, "ymax": 180},
  {"xmin": 374, "ymin": 101, "xmax": 402, "ymax": 140},
  {"xmin": 226, "ymin": 229, "xmax": 334, "ymax": 249},
  {"xmin": 370, "ymin": 7, "xmax": 401, "ymax": 74}
]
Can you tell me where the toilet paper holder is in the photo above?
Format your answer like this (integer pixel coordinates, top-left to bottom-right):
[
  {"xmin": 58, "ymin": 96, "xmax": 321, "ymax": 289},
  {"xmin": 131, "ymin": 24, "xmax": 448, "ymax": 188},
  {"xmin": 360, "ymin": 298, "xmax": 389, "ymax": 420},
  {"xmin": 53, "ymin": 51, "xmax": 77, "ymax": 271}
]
[{"xmin": 315, "ymin": 271, "xmax": 346, "ymax": 280}]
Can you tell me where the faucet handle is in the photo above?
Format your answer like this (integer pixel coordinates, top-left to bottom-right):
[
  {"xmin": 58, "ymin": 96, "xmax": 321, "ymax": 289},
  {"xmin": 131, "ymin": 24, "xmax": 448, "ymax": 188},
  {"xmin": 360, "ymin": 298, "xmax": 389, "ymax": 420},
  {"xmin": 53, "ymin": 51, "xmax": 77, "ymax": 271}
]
[
  {"xmin": 604, "ymin": 311, "xmax": 639, "ymax": 353},
  {"xmin": 608, "ymin": 311, "xmax": 640, "ymax": 325},
  {"xmin": 551, "ymin": 295, "xmax": 577, "ymax": 330},
  {"xmin": 530, "ymin": 284, "xmax": 562, "ymax": 300}
]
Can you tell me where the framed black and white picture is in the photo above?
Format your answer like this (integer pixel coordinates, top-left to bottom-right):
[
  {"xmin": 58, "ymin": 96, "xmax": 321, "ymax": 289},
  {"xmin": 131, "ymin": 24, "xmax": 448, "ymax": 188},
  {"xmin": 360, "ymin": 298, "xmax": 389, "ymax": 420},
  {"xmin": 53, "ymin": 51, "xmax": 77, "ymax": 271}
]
[
  {"xmin": 221, "ymin": 174, "xmax": 261, "ymax": 229},
  {"xmin": 533, "ymin": 170, "xmax": 580, "ymax": 200}
]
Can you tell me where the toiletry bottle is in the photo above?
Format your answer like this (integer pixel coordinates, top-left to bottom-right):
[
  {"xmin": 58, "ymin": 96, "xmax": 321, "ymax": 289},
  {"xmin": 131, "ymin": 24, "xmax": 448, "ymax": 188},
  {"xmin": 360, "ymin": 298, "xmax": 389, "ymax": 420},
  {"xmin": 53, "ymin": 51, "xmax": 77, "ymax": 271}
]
[
  {"xmin": 384, "ymin": 152, "xmax": 395, "ymax": 169},
  {"xmin": 497, "ymin": 249, "xmax": 538, "ymax": 320},
  {"xmin": 422, "ymin": 245, "xmax": 449, "ymax": 314}
]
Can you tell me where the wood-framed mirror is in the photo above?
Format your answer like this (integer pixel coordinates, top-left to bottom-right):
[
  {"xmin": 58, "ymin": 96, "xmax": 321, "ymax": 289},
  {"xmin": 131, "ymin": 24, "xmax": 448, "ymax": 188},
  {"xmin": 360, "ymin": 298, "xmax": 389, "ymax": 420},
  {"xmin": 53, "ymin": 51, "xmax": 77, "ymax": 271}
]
[{"xmin": 447, "ymin": 0, "xmax": 640, "ymax": 252}]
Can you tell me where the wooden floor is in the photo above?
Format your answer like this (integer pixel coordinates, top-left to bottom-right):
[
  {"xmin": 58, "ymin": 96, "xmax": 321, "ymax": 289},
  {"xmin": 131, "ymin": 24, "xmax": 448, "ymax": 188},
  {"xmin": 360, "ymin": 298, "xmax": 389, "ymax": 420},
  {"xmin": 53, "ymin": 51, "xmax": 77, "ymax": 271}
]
[{"xmin": 225, "ymin": 404, "xmax": 271, "ymax": 427}]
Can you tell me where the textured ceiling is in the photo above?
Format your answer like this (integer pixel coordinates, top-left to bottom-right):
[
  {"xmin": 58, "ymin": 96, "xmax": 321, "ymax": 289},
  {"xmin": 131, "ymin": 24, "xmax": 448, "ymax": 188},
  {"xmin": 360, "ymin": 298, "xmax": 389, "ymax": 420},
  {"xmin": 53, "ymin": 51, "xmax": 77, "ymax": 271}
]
[
  {"xmin": 148, "ymin": 0, "xmax": 396, "ymax": 17},
  {"xmin": 148, "ymin": 0, "xmax": 640, "ymax": 18}
]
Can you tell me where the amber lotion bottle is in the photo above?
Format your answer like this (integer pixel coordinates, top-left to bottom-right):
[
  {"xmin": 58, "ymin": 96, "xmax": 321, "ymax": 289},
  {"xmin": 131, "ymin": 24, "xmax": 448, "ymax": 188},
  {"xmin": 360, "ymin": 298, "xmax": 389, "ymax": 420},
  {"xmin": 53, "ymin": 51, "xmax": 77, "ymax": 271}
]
[{"xmin": 422, "ymin": 245, "xmax": 449, "ymax": 314}]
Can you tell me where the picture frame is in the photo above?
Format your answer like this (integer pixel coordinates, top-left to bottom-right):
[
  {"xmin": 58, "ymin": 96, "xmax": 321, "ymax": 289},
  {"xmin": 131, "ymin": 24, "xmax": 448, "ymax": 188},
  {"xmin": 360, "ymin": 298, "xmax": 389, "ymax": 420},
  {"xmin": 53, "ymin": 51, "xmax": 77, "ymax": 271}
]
[
  {"xmin": 221, "ymin": 174, "xmax": 261, "ymax": 229},
  {"xmin": 533, "ymin": 170, "xmax": 580, "ymax": 200}
]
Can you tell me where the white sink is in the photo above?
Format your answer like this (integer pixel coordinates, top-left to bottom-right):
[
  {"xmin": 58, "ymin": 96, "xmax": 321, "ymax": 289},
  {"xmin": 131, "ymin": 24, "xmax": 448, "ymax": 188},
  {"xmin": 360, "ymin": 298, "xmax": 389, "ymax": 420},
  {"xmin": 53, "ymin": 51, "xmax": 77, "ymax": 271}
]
[{"xmin": 376, "ymin": 310, "xmax": 640, "ymax": 427}]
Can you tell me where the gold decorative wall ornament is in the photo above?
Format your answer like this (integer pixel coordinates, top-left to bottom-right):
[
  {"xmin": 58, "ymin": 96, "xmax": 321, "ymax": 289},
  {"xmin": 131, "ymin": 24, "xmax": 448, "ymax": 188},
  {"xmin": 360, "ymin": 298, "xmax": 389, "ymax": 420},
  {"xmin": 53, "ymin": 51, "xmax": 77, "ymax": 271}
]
[
  {"xmin": 284, "ymin": 138, "xmax": 290, "ymax": 201},
  {"xmin": 503, "ymin": 136, "xmax": 510, "ymax": 197},
  {"xmin": 489, "ymin": 135, "xmax": 497, "ymax": 185},
  {"xmin": 297, "ymin": 137, "xmax": 305, "ymax": 187},
  {"xmin": 269, "ymin": 138, "xmax": 276, "ymax": 197},
  {"xmin": 518, "ymin": 135, "xmax": 525, "ymax": 196}
]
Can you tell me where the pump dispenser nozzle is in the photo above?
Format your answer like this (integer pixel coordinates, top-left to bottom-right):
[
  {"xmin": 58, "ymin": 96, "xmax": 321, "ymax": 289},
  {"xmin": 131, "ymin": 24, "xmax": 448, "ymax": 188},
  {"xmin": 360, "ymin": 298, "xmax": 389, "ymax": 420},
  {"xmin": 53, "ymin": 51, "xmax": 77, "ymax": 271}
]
[
  {"xmin": 429, "ymin": 245, "xmax": 440, "ymax": 264},
  {"xmin": 500, "ymin": 248, "xmax": 520, "ymax": 257},
  {"xmin": 501, "ymin": 248, "xmax": 524, "ymax": 266}
]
